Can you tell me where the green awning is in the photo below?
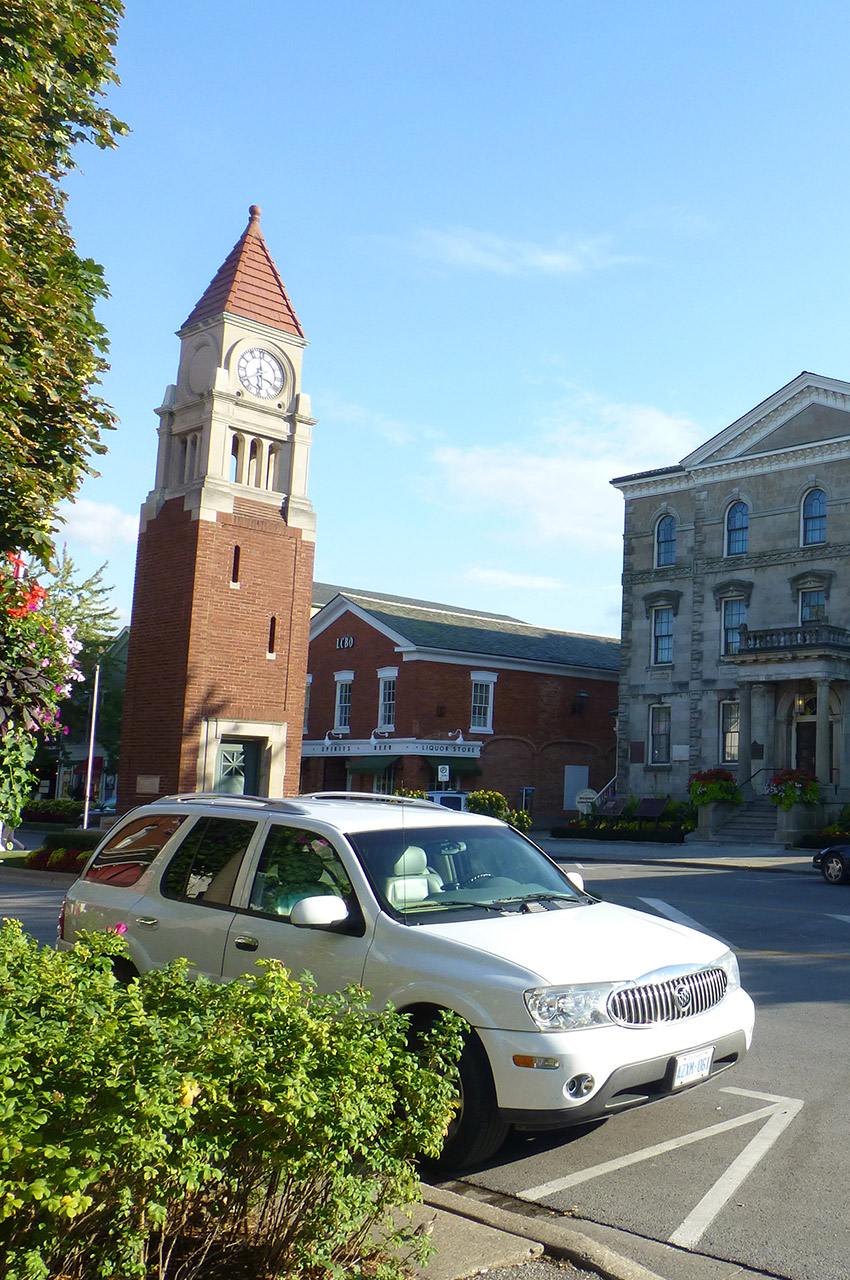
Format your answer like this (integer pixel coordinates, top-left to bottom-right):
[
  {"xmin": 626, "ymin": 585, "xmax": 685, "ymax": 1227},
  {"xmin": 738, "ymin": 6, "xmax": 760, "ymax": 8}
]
[
  {"xmin": 348, "ymin": 755, "xmax": 400, "ymax": 774},
  {"xmin": 426, "ymin": 756, "xmax": 482, "ymax": 776}
]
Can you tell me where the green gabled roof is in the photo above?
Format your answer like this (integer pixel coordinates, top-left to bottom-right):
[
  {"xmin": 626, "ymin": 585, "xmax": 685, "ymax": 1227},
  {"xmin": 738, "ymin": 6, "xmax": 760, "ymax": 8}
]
[{"xmin": 312, "ymin": 583, "xmax": 619, "ymax": 673}]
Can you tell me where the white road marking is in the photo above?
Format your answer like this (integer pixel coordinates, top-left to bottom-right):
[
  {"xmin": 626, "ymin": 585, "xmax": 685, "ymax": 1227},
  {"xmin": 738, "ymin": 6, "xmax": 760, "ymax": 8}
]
[
  {"xmin": 669, "ymin": 1088, "xmax": 804, "ymax": 1248},
  {"xmin": 638, "ymin": 897, "xmax": 733, "ymax": 947},
  {"xmin": 518, "ymin": 1087, "xmax": 803, "ymax": 1250},
  {"xmin": 826, "ymin": 915, "xmax": 850, "ymax": 926}
]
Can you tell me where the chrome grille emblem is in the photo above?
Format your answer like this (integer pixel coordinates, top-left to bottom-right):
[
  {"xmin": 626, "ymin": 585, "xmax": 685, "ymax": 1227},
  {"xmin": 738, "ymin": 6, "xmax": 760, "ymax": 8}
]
[{"xmin": 608, "ymin": 967, "xmax": 727, "ymax": 1026}]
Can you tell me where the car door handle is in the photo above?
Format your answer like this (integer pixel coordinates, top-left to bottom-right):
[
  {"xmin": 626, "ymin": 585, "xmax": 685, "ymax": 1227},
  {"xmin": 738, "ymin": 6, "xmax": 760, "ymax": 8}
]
[
  {"xmin": 135, "ymin": 916, "xmax": 159, "ymax": 929},
  {"xmin": 233, "ymin": 935, "xmax": 259, "ymax": 951}
]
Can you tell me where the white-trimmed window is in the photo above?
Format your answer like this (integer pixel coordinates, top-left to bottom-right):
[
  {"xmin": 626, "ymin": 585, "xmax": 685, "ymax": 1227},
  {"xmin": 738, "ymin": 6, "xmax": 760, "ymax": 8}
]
[
  {"xmin": 655, "ymin": 515, "xmax": 676, "ymax": 567},
  {"xmin": 802, "ymin": 488, "xmax": 826, "ymax": 545},
  {"xmin": 800, "ymin": 588, "xmax": 826, "ymax": 623},
  {"xmin": 303, "ymin": 674, "xmax": 312, "ymax": 736},
  {"xmin": 334, "ymin": 670, "xmax": 354, "ymax": 732},
  {"xmin": 725, "ymin": 501, "xmax": 749, "ymax": 556},
  {"xmin": 649, "ymin": 704, "xmax": 671, "ymax": 764},
  {"xmin": 721, "ymin": 597, "xmax": 747, "ymax": 655},
  {"xmin": 720, "ymin": 700, "xmax": 739, "ymax": 764},
  {"xmin": 652, "ymin": 606, "xmax": 674, "ymax": 665},
  {"xmin": 470, "ymin": 671, "xmax": 497, "ymax": 733},
  {"xmin": 377, "ymin": 666, "xmax": 398, "ymax": 731}
]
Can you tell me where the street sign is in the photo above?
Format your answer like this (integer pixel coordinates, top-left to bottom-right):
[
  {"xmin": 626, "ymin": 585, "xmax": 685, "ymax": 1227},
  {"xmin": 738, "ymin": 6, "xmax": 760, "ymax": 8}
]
[
  {"xmin": 437, "ymin": 764, "xmax": 450, "ymax": 782},
  {"xmin": 575, "ymin": 788, "xmax": 598, "ymax": 813}
]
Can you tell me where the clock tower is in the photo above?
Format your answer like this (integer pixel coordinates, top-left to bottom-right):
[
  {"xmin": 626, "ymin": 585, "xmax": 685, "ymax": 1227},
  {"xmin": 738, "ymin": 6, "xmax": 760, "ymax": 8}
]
[{"xmin": 118, "ymin": 206, "xmax": 316, "ymax": 808}]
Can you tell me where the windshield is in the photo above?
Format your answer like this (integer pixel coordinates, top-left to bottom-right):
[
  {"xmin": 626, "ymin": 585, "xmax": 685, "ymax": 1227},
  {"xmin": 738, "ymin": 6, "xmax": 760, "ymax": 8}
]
[{"xmin": 347, "ymin": 822, "xmax": 588, "ymax": 920}]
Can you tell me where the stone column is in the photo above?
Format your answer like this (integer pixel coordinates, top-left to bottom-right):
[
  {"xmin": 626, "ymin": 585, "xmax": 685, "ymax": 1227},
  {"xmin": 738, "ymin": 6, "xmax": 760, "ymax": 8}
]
[
  {"xmin": 738, "ymin": 682, "xmax": 753, "ymax": 797},
  {"xmin": 839, "ymin": 681, "xmax": 850, "ymax": 801},
  {"xmin": 816, "ymin": 678, "xmax": 832, "ymax": 790},
  {"xmin": 762, "ymin": 683, "xmax": 776, "ymax": 780}
]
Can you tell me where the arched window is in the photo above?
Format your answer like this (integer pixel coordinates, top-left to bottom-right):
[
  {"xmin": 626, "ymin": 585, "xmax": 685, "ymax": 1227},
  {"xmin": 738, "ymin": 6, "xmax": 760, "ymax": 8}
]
[
  {"xmin": 247, "ymin": 439, "xmax": 259, "ymax": 487},
  {"xmin": 802, "ymin": 489, "xmax": 826, "ymax": 545},
  {"xmin": 725, "ymin": 501, "xmax": 749, "ymax": 555},
  {"xmin": 265, "ymin": 445, "xmax": 277, "ymax": 490},
  {"xmin": 229, "ymin": 435, "xmax": 241, "ymax": 483},
  {"xmin": 655, "ymin": 515, "xmax": 676, "ymax": 567}
]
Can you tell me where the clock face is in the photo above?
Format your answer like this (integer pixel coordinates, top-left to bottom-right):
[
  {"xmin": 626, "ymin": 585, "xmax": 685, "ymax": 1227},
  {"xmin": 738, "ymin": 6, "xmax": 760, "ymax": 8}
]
[{"xmin": 237, "ymin": 348, "xmax": 285, "ymax": 399}]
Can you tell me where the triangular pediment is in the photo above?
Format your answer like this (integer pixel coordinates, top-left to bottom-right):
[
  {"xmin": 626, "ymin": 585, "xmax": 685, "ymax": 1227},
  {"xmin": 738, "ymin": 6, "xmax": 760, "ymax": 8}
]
[{"xmin": 681, "ymin": 372, "xmax": 850, "ymax": 468}]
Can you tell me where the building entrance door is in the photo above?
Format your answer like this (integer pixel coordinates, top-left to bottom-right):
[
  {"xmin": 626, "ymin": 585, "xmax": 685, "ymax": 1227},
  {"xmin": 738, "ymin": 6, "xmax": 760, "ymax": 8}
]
[
  {"xmin": 215, "ymin": 739, "xmax": 261, "ymax": 795},
  {"xmin": 794, "ymin": 721, "xmax": 816, "ymax": 774}
]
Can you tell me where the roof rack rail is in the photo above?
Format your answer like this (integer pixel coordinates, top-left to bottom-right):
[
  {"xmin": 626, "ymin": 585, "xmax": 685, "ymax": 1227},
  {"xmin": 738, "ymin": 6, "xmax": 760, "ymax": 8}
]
[
  {"xmin": 150, "ymin": 793, "xmax": 309, "ymax": 814},
  {"xmin": 301, "ymin": 791, "xmax": 440, "ymax": 810}
]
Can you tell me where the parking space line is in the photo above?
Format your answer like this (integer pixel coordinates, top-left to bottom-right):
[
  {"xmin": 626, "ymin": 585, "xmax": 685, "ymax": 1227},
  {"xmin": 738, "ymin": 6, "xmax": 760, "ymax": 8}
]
[
  {"xmin": 637, "ymin": 897, "xmax": 733, "ymax": 947},
  {"xmin": 518, "ymin": 1087, "xmax": 803, "ymax": 1249},
  {"xmin": 669, "ymin": 1089, "xmax": 804, "ymax": 1248}
]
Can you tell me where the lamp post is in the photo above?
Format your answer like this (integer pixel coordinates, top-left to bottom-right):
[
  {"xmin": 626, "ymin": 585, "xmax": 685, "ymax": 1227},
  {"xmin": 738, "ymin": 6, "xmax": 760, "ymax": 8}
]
[{"xmin": 82, "ymin": 664, "xmax": 101, "ymax": 830}]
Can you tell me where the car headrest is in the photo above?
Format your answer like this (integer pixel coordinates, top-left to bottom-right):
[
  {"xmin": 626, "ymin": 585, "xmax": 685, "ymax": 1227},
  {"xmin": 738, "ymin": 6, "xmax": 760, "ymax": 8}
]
[{"xmin": 391, "ymin": 845, "xmax": 428, "ymax": 876}]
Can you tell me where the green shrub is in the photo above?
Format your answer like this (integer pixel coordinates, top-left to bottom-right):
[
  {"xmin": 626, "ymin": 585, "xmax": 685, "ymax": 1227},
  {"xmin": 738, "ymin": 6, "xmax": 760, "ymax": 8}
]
[
  {"xmin": 20, "ymin": 798, "xmax": 85, "ymax": 823},
  {"xmin": 465, "ymin": 790, "xmax": 531, "ymax": 833},
  {"xmin": 0, "ymin": 922, "xmax": 462, "ymax": 1280},
  {"xmin": 40, "ymin": 828, "xmax": 103, "ymax": 853}
]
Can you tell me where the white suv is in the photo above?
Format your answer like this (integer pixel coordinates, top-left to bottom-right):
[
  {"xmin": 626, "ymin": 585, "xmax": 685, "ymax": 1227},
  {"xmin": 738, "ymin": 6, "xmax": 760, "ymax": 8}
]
[{"xmin": 58, "ymin": 792, "xmax": 755, "ymax": 1168}]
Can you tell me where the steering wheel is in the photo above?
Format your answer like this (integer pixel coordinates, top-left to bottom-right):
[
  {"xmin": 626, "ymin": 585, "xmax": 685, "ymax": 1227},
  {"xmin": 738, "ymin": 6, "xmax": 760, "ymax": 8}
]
[{"xmin": 460, "ymin": 872, "xmax": 494, "ymax": 887}]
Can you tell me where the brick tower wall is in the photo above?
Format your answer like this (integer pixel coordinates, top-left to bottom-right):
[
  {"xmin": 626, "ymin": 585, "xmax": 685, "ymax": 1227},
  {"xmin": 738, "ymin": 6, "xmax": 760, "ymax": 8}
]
[{"xmin": 118, "ymin": 496, "xmax": 314, "ymax": 811}]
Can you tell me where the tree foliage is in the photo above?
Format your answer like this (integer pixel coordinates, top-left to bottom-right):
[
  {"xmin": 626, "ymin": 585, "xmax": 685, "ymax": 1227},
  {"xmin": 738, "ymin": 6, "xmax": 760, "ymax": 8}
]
[{"xmin": 0, "ymin": 1, "xmax": 126, "ymax": 561}]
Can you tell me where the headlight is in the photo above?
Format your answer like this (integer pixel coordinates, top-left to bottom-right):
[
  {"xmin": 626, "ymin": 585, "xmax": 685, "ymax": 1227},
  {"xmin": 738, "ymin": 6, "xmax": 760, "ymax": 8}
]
[
  {"xmin": 718, "ymin": 949, "xmax": 741, "ymax": 993},
  {"xmin": 524, "ymin": 983, "xmax": 614, "ymax": 1031}
]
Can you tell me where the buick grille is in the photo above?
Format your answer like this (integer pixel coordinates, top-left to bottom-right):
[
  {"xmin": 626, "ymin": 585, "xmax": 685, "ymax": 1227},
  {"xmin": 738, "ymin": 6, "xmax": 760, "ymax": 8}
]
[{"xmin": 608, "ymin": 967, "xmax": 727, "ymax": 1026}]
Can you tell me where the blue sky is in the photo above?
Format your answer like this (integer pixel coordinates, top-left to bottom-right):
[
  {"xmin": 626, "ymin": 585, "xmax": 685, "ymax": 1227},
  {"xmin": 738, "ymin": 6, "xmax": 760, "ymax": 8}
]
[{"xmin": 57, "ymin": 0, "xmax": 850, "ymax": 638}]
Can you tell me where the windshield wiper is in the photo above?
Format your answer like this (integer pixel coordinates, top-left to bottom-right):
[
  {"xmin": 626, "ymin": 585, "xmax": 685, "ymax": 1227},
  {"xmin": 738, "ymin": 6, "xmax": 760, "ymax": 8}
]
[
  {"xmin": 493, "ymin": 892, "xmax": 588, "ymax": 910},
  {"xmin": 413, "ymin": 898, "xmax": 514, "ymax": 914}
]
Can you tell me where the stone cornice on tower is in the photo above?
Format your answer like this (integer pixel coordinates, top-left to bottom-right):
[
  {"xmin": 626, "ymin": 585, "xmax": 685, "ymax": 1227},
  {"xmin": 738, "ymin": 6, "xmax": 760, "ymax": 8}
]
[{"xmin": 180, "ymin": 205, "xmax": 304, "ymax": 337}]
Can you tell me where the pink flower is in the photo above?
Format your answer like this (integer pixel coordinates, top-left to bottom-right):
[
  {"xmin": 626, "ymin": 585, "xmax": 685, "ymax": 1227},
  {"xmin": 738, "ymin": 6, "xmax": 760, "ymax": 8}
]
[{"xmin": 110, "ymin": 923, "xmax": 128, "ymax": 935}]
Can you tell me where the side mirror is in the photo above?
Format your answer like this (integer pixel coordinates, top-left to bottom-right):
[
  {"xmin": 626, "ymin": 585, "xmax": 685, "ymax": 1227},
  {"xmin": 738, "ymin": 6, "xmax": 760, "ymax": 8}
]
[
  {"xmin": 566, "ymin": 870, "xmax": 585, "ymax": 894},
  {"xmin": 289, "ymin": 895, "xmax": 349, "ymax": 929}
]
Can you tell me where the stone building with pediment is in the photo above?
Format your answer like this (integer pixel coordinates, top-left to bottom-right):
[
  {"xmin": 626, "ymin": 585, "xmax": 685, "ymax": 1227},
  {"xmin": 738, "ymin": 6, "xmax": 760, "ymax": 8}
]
[{"xmin": 611, "ymin": 372, "xmax": 850, "ymax": 820}]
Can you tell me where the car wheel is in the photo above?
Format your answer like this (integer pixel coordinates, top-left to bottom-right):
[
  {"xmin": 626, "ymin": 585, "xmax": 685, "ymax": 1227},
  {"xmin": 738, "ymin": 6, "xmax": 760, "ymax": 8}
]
[
  {"xmin": 423, "ymin": 1028, "xmax": 509, "ymax": 1172},
  {"xmin": 821, "ymin": 850, "xmax": 849, "ymax": 885}
]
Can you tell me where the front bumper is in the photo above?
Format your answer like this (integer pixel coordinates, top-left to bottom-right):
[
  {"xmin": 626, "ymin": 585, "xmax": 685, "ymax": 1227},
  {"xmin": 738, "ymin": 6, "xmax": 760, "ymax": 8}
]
[
  {"xmin": 479, "ymin": 987, "xmax": 755, "ymax": 1127},
  {"xmin": 498, "ymin": 1028, "xmax": 747, "ymax": 1129}
]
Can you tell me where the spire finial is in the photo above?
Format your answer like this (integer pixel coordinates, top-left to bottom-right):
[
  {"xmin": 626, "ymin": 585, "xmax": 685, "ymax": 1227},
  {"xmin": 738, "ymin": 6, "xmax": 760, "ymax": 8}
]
[{"xmin": 248, "ymin": 204, "xmax": 262, "ymax": 225}]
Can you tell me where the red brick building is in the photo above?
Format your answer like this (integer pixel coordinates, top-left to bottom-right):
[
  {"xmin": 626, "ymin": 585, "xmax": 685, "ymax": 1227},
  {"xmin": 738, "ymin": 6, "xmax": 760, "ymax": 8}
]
[
  {"xmin": 118, "ymin": 207, "xmax": 316, "ymax": 810},
  {"xmin": 301, "ymin": 585, "xmax": 620, "ymax": 825}
]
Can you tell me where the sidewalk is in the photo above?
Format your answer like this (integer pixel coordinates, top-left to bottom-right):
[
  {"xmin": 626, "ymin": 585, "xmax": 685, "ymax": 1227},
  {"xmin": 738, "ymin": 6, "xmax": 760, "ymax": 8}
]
[{"xmin": 534, "ymin": 832, "xmax": 814, "ymax": 875}]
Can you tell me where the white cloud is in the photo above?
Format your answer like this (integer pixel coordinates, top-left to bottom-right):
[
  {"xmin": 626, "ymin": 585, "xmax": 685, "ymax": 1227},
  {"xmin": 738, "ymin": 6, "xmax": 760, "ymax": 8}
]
[
  {"xmin": 430, "ymin": 389, "xmax": 704, "ymax": 550},
  {"xmin": 461, "ymin": 568, "xmax": 563, "ymax": 590},
  {"xmin": 57, "ymin": 499, "xmax": 139, "ymax": 554},
  {"xmin": 408, "ymin": 227, "xmax": 639, "ymax": 276},
  {"xmin": 317, "ymin": 391, "xmax": 431, "ymax": 446}
]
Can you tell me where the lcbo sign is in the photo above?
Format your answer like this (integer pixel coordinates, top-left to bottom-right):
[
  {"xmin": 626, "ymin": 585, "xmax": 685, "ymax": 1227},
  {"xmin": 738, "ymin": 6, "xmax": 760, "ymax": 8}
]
[{"xmin": 300, "ymin": 738, "xmax": 483, "ymax": 759}]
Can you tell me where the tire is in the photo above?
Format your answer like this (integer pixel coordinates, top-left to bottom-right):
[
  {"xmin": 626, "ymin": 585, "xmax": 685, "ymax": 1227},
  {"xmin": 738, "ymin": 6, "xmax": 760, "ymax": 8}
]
[
  {"xmin": 821, "ymin": 850, "xmax": 849, "ymax": 885},
  {"xmin": 423, "ymin": 1028, "xmax": 509, "ymax": 1173}
]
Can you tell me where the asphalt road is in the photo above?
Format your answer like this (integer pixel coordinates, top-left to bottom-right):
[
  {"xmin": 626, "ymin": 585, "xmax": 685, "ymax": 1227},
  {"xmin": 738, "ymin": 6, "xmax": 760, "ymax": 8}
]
[
  {"xmin": 450, "ymin": 861, "xmax": 848, "ymax": 1280},
  {"xmin": 4, "ymin": 863, "xmax": 848, "ymax": 1280}
]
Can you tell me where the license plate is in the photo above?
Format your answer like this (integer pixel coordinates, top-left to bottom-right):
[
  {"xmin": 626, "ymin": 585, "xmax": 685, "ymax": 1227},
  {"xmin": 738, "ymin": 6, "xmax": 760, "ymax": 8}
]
[{"xmin": 673, "ymin": 1046, "xmax": 714, "ymax": 1089}]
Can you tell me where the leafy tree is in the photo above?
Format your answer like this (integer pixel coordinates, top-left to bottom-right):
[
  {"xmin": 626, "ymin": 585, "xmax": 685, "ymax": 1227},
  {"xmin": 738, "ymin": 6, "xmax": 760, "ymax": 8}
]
[
  {"xmin": 41, "ymin": 545, "xmax": 119, "ymax": 649},
  {"xmin": 0, "ymin": 1, "xmax": 126, "ymax": 562}
]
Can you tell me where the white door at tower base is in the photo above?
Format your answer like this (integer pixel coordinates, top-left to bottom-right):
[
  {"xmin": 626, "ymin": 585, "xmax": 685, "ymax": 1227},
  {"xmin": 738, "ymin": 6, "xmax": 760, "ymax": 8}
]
[{"xmin": 564, "ymin": 765, "xmax": 589, "ymax": 810}]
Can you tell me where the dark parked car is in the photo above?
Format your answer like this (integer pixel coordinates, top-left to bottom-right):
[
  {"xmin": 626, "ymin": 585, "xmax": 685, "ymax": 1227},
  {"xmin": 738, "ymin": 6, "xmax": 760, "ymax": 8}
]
[{"xmin": 813, "ymin": 845, "xmax": 850, "ymax": 884}]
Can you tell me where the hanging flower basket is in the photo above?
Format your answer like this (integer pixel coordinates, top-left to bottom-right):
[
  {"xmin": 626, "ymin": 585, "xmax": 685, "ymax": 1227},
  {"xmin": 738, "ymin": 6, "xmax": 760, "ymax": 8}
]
[
  {"xmin": 765, "ymin": 769, "xmax": 821, "ymax": 810},
  {"xmin": 688, "ymin": 768, "xmax": 742, "ymax": 807}
]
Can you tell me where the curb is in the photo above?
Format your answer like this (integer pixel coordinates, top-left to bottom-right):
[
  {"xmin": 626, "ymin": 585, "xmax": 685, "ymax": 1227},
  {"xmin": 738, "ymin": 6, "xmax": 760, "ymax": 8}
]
[
  {"xmin": 551, "ymin": 852, "xmax": 812, "ymax": 875},
  {"xmin": 422, "ymin": 1185, "xmax": 666, "ymax": 1280}
]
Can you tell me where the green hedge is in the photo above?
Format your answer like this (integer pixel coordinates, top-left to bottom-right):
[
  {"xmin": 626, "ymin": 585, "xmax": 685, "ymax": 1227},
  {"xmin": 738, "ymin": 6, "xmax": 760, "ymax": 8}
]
[
  {"xmin": 550, "ymin": 823, "xmax": 691, "ymax": 843},
  {"xmin": 0, "ymin": 923, "xmax": 462, "ymax": 1280},
  {"xmin": 20, "ymin": 798, "xmax": 85, "ymax": 823}
]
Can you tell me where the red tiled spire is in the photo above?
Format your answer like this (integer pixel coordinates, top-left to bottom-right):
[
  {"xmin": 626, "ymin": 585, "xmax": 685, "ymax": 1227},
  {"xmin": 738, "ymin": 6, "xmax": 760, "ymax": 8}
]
[{"xmin": 181, "ymin": 205, "xmax": 304, "ymax": 336}]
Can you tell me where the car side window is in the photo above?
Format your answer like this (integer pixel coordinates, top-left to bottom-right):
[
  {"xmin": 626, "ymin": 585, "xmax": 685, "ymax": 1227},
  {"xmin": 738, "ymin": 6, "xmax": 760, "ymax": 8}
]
[
  {"xmin": 160, "ymin": 817, "xmax": 257, "ymax": 906},
  {"xmin": 248, "ymin": 826, "xmax": 353, "ymax": 919},
  {"xmin": 83, "ymin": 814, "xmax": 187, "ymax": 888}
]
